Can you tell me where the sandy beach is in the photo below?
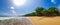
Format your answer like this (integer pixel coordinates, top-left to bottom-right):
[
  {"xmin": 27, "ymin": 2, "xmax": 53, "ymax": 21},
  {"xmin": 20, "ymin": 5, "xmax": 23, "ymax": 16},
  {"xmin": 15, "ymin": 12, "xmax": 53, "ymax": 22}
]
[{"xmin": 29, "ymin": 16, "xmax": 60, "ymax": 25}]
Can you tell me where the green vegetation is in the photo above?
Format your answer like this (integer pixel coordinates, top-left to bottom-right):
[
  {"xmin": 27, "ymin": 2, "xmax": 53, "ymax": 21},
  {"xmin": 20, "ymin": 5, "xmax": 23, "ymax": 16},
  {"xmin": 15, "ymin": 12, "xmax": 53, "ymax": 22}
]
[{"xmin": 25, "ymin": 7, "xmax": 60, "ymax": 16}]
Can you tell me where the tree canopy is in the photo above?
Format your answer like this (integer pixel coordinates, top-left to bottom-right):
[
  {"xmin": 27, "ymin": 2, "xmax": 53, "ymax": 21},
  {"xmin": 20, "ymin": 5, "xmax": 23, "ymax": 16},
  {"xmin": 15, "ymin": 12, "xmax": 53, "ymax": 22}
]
[{"xmin": 24, "ymin": 7, "xmax": 60, "ymax": 17}]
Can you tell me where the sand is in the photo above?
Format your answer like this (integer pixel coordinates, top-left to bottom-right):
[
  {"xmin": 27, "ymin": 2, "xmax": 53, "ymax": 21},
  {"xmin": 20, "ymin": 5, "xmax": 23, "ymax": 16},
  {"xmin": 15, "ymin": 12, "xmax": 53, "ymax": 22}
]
[{"xmin": 29, "ymin": 17, "xmax": 60, "ymax": 25}]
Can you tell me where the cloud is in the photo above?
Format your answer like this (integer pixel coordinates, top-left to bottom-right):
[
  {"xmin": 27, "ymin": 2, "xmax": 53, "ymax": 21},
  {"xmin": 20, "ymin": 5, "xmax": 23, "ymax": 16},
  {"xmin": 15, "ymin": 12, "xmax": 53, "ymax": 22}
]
[
  {"xmin": 0, "ymin": 12, "xmax": 13, "ymax": 17},
  {"xmin": 10, "ymin": 7, "xmax": 16, "ymax": 14},
  {"xmin": 51, "ymin": 0, "xmax": 54, "ymax": 2},
  {"xmin": 10, "ymin": 6, "xmax": 17, "ymax": 16},
  {"xmin": 58, "ymin": 5, "xmax": 60, "ymax": 11},
  {"xmin": 51, "ymin": 0, "xmax": 56, "ymax": 4},
  {"xmin": 11, "ymin": 10, "xmax": 16, "ymax": 14},
  {"xmin": 58, "ymin": 5, "xmax": 60, "ymax": 9},
  {"xmin": 10, "ymin": 7, "xmax": 14, "ymax": 10},
  {"xmin": 58, "ymin": 6, "xmax": 60, "ymax": 9}
]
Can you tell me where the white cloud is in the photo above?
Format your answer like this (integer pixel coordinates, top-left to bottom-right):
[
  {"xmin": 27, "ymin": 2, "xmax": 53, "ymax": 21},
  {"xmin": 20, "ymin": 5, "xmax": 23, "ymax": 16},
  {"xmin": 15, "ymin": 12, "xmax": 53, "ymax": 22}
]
[
  {"xmin": 10, "ymin": 7, "xmax": 14, "ymax": 10},
  {"xmin": 1, "ymin": 12, "xmax": 13, "ymax": 17},
  {"xmin": 58, "ymin": 5, "xmax": 60, "ymax": 9},
  {"xmin": 11, "ymin": 10, "xmax": 16, "ymax": 14},
  {"xmin": 51, "ymin": 0, "xmax": 54, "ymax": 2},
  {"xmin": 58, "ymin": 5, "xmax": 60, "ymax": 11},
  {"xmin": 10, "ymin": 6, "xmax": 17, "ymax": 16},
  {"xmin": 51, "ymin": 0, "xmax": 56, "ymax": 4},
  {"xmin": 10, "ymin": 6, "xmax": 16, "ymax": 14},
  {"xmin": 58, "ymin": 6, "xmax": 60, "ymax": 9}
]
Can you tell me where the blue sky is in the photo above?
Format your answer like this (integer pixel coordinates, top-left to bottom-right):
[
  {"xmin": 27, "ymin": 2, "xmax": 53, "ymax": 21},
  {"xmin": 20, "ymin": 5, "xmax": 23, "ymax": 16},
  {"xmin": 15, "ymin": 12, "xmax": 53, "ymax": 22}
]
[{"xmin": 0, "ymin": 0, "xmax": 60, "ymax": 15}]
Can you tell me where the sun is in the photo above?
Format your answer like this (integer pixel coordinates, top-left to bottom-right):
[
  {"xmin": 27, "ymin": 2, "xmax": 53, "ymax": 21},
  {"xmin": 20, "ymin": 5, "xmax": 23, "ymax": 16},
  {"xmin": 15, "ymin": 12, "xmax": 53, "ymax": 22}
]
[{"xmin": 13, "ymin": 0, "xmax": 26, "ymax": 6}]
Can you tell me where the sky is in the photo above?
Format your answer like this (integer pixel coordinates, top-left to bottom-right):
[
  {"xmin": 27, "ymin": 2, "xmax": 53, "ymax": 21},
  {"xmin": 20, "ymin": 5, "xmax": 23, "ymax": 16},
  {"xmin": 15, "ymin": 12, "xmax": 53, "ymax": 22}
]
[{"xmin": 0, "ymin": 0, "xmax": 60, "ymax": 16}]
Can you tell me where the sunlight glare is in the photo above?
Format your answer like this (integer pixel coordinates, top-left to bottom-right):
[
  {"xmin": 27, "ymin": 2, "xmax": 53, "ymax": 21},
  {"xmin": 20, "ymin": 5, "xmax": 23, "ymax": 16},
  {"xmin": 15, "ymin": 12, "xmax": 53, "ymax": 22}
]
[{"xmin": 13, "ymin": 0, "xmax": 26, "ymax": 6}]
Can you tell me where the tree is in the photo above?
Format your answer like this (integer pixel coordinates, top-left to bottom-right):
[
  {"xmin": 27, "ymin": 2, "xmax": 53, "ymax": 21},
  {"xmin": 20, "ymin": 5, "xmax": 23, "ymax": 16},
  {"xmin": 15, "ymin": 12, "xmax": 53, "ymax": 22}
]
[
  {"xmin": 41, "ymin": 9, "xmax": 48, "ymax": 16},
  {"xmin": 48, "ymin": 7, "xmax": 59, "ymax": 16},
  {"xmin": 24, "ymin": 7, "xmax": 60, "ymax": 16},
  {"xmin": 24, "ymin": 12, "xmax": 36, "ymax": 16},
  {"xmin": 35, "ymin": 7, "xmax": 44, "ymax": 16}
]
